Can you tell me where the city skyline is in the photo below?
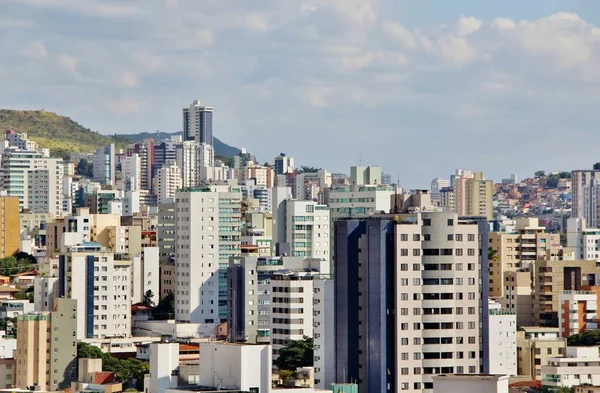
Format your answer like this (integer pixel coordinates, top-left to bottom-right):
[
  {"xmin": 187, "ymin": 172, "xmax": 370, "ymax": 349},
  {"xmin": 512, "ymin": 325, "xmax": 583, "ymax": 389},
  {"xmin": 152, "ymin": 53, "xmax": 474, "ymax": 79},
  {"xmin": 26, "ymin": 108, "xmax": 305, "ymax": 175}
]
[{"xmin": 2, "ymin": 1, "xmax": 600, "ymax": 187}]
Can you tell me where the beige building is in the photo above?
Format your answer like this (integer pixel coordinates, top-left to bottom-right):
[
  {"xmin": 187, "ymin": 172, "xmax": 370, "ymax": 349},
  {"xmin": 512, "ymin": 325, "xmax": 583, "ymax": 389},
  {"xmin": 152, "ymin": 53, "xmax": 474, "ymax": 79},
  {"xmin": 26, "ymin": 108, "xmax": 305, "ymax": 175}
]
[
  {"xmin": 488, "ymin": 218, "xmax": 560, "ymax": 298},
  {"xmin": 503, "ymin": 270, "xmax": 534, "ymax": 327},
  {"xmin": 431, "ymin": 374, "xmax": 509, "ymax": 393},
  {"xmin": 450, "ymin": 171, "xmax": 493, "ymax": 220},
  {"xmin": 517, "ymin": 326, "xmax": 566, "ymax": 380},
  {"xmin": 533, "ymin": 250, "xmax": 600, "ymax": 327},
  {"xmin": 15, "ymin": 298, "xmax": 77, "ymax": 391},
  {"xmin": 0, "ymin": 197, "xmax": 20, "ymax": 258},
  {"xmin": 0, "ymin": 358, "xmax": 15, "ymax": 389}
]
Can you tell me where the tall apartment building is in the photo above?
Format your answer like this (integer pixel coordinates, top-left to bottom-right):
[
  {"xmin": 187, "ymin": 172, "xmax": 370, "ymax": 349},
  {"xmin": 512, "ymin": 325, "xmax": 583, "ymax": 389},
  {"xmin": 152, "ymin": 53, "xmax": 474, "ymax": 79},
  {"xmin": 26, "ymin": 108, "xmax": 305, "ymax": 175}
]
[
  {"xmin": 183, "ymin": 100, "xmax": 213, "ymax": 144},
  {"xmin": 131, "ymin": 247, "xmax": 160, "ymax": 305},
  {"xmin": 533, "ymin": 249, "xmax": 600, "ymax": 327},
  {"xmin": 567, "ymin": 217, "xmax": 600, "ymax": 261},
  {"xmin": 439, "ymin": 187, "xmax": 455, "ymax": 211},
  {"xmin": 15, "ymin": 298, "xmax": 77, "ymax": 391},
  {"xmin": 153, "ymin": 135, "xmax": 181, "ymax": 171},
  {"xmin": 123, "ymin": 153, "xmax": 141, "ymax": 191},
  {"xmin": 430, "ymin": 178, "xmax": 450, "ymax": 203},
  {"xmin": 328, "ymin": 183, "xmax": 394, "ymax": 219},
  {"xmin": 1, "ymin": 149, "xmax": 64, "ymax": 215},
  {"xmin": 92, "ymin": 144, "xmax": 116, "ymax": 186},
  {"xmin": 174, "ymin": 185, "xmax": 241, "ymax": 323},
  {"xmin": 127, "ymin": 140, "xmax": 154, "ymax": 192},
  {"xmin": 157, "ymin": 203, "xmax": 176, "ymax": 263},
  {"xmin": 60, "ymin": 242, "xmax": 132, "ymax": 339},
  {"xmin": 155, "ymin": 163, "xmax": 182, "ymax": 205},
  {"xmin": 558, "ymin": 287, "xmax": 600, "ymax": 338},
  {"xmin": 274, "ymin": 153, "xmax": 294, "ymax": 175},
  {"xmin": 176, "ymin": 141, "xmax": 200, "ymax": 188},
  {"xmin": 334, "ymin": 210, "xmax": 489, "ymax": 393},
  {"xmin": 503, "ymin": 270, "xmax": 534, "ymax": 326},
  {"xmin": 571, "ymin": 170, "xmax": 600, "ymax": 226},
  {"xmin": 487, "ymin": 300, "xmax": 517, "ymax": 376},
  {"xmin": 0, "ymin": 196, "xmax": 19, "ymax": 257},
  {"xmin": 450, "ymin": 171, "xmax": 493, "ymax": 219},
  {"xmin": 272, "ymin": 189, "xmax": 331, "ymax": 272},
  {"xmin": 488, "ymin": 218, "xmax": 560, "ymax": 298}
]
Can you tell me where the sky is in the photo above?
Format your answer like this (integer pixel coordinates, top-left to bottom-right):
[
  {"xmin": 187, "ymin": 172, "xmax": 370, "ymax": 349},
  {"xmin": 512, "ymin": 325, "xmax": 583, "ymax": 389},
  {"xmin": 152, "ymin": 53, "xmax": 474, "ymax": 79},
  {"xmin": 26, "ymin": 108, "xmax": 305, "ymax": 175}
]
[{"xmin": 2, "ymin": 0, "xmax": 600, "ymax": 188}]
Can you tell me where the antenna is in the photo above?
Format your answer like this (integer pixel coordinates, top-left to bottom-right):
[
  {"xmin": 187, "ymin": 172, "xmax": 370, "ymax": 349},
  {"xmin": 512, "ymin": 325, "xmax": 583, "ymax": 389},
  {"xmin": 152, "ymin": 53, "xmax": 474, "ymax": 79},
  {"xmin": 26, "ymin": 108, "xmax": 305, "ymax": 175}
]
[{"xmin": 359, "ymin": 148, "xmax": 362, "ymax": 166}]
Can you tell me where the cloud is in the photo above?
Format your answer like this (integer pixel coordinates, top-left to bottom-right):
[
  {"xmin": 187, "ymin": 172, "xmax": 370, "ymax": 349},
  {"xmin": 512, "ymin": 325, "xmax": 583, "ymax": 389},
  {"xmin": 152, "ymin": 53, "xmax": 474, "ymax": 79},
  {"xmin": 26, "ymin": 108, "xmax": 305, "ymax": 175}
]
[{"xmin": 2, "ymin": 1, "xmax": 600, "ymax": 186}]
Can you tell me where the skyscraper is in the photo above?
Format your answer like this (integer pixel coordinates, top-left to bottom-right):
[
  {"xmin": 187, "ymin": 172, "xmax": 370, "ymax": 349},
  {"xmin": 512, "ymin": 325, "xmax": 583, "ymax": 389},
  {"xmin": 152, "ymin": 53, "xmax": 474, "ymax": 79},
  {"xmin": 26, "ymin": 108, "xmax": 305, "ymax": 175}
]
[
  {"xmin": 334, "ymin": 208, "xmax": 489, "ymax": 392},
  {"xmin": 183, "ymin": 100, "xmax": 213, "ymax": 145},
  {"xmin": 92, "ymin": 143, "xmax": 116, "ymax": 186},
  {"xmin": 571, "ymin": 169, "xmax": 600, "ymax": 227}
]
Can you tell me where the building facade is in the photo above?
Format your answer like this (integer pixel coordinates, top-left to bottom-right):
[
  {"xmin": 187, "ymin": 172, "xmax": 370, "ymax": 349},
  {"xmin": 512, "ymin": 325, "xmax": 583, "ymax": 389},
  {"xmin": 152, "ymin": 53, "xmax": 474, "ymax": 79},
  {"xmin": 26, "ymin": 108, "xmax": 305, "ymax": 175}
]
[{"xmin": 183, "ymin": 100, "xmax": 213, "ymax": 145}]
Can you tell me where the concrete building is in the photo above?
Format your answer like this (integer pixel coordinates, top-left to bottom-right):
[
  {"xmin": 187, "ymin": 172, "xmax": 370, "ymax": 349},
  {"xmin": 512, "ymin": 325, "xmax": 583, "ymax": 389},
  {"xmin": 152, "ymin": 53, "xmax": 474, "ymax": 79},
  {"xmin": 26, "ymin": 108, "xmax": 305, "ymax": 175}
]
[
  {"xmin": 431, "ymin": 374, "xmax": 509, "ymax": 393},
  {"xmin": 571, "ymin": 170, "xmax": 600, "ymax": 227},
  {"xmin": 485, "ymin": 301, "xmax": 517, "ymax": 376},
  {"xmin": 147, "ymin": 341, "xmax": 179, "ymax": 393},
  {"xmin": 92, "ymin": 144, "xmax": 116, "ymax": 186},
  {"xmin": 160, "ymin": 261, "xmax": 176, "ymax": 300},
  {"xmin": 271, "ymin": 192, "xmax": 330, "ymax": 273},
  {"xmin": 533, "ymin": 250, "xmax": 600, "ymax": 327},
  {"xmin": 15, "ymin": 298, "xmax": 77, "ymax": 391},
  {"xmin": 176, "ymin": 141, "xmax": 200, "ymax": 188},
  {"xmin": 33, "ymin": 276, "xmax": 60, "ymax": 312},
  {"xmin": 61, "ymin": 242, "xmax": 132, "ymax": 339},
  {"xmin": 155, "ymin": 163, "xmax": 182, "ymax": 205},
  {"xmin": 312, "ymin": 278, "xmax": 334, "ymax": 390},
  {"xmin": 183, "ymin": 100, "xmax": 213, "ymax": 145},
  {"xmin": 449, "ymin": 171, "xmax": 493, "ymax": 220},
  {"xmin": 157, "ymin": 203, "xmax": 176, "ymax": 263},
  {"xmin": 558, "ymin": 287, "xmax": 600, "ymax": 338},
  {"xmin": 122, "ymin": 153, "xmax": 141, "ymax": 191},
  {"xmin": 334, "ymin": 207, "xmax": 488, "ymax": 393},
  {"xmin": 567, "ymin": 217, "xmax": 600, "ymax": 261},
  {"xmin": 0, "ymin": 197, "xmax": 19, "ymax": 258},
  {"xmin": 439, "ymin": 187, "xmax": 455, "ymax": 212},
  {"xmin": 503, "ymin": 270, "xmax": 534, "ymax": 327},
  {"xmin": 274, "ymin": 153, "xmax": 294, "ymax": 175},
  {"xmin": 430, "ymin": 178, "xmax": 450, "ymax": 204},
  {"xmin": 126, "ymin": 139, "xmax": 154, "ymax": 192},
  {"xmin": 174, "ymin": 185, "xmax": 242, "ymax": 323},
  {"xmin": 1, "ymin": 149, "xmax": 64, "ymax": 215},
  {"xmin": 516, "ymin": 326, "xmax": 566, "ymax": 380},
  {"xmin": 488, "ymin": 218, "xmax": 560, "ymax": 298},
  {"xmin": 542, "ymin": 346, "xmax": 600, "ymax": 389},
  {"xmin": 132, "ymin": 247, "xmax": 160, "ymax": 305}
]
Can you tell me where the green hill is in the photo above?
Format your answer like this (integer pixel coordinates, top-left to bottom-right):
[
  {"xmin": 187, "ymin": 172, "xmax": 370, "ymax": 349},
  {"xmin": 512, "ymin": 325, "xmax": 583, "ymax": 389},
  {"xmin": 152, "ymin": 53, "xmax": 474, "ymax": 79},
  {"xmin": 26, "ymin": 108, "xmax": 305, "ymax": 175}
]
[
  {"xmin": 0, "ymin": 109, "xmax": 128, "ymax": 158},
  {"xmin": 0, "ymin": 109, "xmax": 240, "ymax": 160}
]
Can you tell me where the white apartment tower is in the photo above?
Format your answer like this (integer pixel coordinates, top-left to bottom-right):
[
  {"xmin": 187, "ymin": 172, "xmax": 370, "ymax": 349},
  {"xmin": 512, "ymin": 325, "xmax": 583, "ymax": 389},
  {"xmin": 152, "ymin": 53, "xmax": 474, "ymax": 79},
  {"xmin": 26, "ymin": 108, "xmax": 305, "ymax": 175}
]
[
  {"xmin": 175, "ymin": 185, "xmax": 242, "ymax": 323},
  {"xmin": 572, "ymin": 170, "xmax": 600, "ymax": 226},
  {"xmin": 123, "ymin": 153, "xmax": 141, "ymax": 191},
  {"xmin": 567, "ymin": 217, "xmax": 600, "ymax": 261},
  {"xmin": 155, "ymin": 163, "xmax": 182, "ymax": 205},
  {"xmin": 92, "ymin": 144, "xmax": 116, "ymax": 186},
  {"xmin": 176, "ymin": 141, "xmax": 199, "ymax": 188}
]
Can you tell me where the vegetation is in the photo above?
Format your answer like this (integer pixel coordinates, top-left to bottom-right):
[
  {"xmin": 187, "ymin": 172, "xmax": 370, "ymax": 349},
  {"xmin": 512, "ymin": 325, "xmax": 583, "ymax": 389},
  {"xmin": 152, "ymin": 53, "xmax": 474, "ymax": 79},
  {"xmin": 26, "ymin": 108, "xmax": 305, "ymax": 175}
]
[
  {"xmin": 487, "ymin": 247, "xmax": 498, "ymax": 262},
  {"xmin": 142, "ymin": 290, "xmax": 155, "ymax": 307},
  {"xmin": 216, "ymin": 154, "xmax": 234, "ymax": 168},
  {"xmin": 567, "ymin": 329, "xmax": 600, "ymax": 346},
  {"xmin": 0, "ymin": 109, "xmax": 128, "ymax": 159},
  {"xmin": 77, "ymin": 342, "xmax": 149, "ymax": 390},
  {"xmin": 153, "ymin": 291, "xmax": 175, "ymax": 320},
  {"xmin": 273, "ymin": 336, "xmax": 314, "ymax": 371},
  {"xmin": 546, "ymin": 174, "xmax": 560, "ymax": 188},
  {"xmin": 75, "ymin": 159, "xmax": 94, "ymax": 178},
  {"xmin": 534, "ymin": 170, "xmax": 546, "ymax": 177},
  {"xmin": 0, "ymin": 256, "xmax": 35, "ymax": 276}
]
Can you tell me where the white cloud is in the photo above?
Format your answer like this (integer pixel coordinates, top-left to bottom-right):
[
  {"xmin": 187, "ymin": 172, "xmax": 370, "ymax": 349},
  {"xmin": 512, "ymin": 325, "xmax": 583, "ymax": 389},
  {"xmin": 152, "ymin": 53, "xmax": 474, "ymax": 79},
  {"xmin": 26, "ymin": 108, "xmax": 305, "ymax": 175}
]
[
  {"xmin": 435, "ymin": 35, "xmax": 477, "ymax": 66},
  {"xmin": 104, "ymin": 97, "xmax": 142, "ymax": 115},
  {"xmin": 246, "ymin": 14, "xmax": 269, "ymax": 32},
  {"xmin": 456, "ymin": 16, "xmax": 483, "ymax": 36},
  {"xmin": 57, "ymin": 54, "xmax": 79, "ymax": 77},
  {"xmin": 195, "ymin": 29, "xmax": 214, "ymax": 46},
  {"xmin": 382, "ymin": 21, "xmax": 417, "ymax": 48},
  {"xmin": 490, "ymin": 18, "xmax": 516, "ymax": 30},
  {"xmin": 22, "ymin": 42, "xmax": 48, "ymax": 58},
  {"xmin": 118, "ymin": 71, "xmax": 138, "ymax": 88}
]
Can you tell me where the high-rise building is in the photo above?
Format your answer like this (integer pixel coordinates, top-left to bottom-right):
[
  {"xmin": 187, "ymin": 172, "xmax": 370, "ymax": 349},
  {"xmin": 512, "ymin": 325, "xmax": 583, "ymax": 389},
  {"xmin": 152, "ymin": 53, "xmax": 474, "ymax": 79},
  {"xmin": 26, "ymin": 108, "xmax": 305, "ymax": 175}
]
[
  {"xmin": 274, "ymin": 153, "xmax": 294, "ymax": 175},
  {"xmin": 123, "ymin": 153, "xmax": 141, "ymax": 191},
  {"xmin": 157, "ymin": 203, "xmax": 176, "ymax": 263},
  {"xmin": 571, "ymin": 170, "xmax": 600, "ymax": 226},
  {"xmin": 153, "ymin": 135, "xmax": 182, "ymax": 172},
  {"xmin": 92, "ymin": 144, "xmax": 116, "ymax": 186},
  {"xmin": 174, "ymin": 185, "xmax": 242, "ymax": 323},
  {"xmin": 60, "ymin": 242, "xmax": 132, "ymax": 339},
  {"xmin": 567, "ymin": 217, "xmax": 600, "ymax": 261},
  {"xmin": 431, "ymin": 178, "xmax": 450, "ymax": 203},
  {"xmin": 488, "ymin": 218, "xmax": 560, "ymax": 298},
  {"xmin": 0, "ymin": 196, "xmax": 19, "ymax": 257},
  {"xmin": 127, "ymin": 140, "xmax": 154, "ymax": 192},
  {"xmin": 487, "ymin": 300, "xmax": 517, "ymax": 376},
  {"xmin": 452, "ymin": 171, "xmax": 493, "ymax": 219},
  {"xmin": 155, "ymin": 163, "xmax": 182, "ymax": 205},
  {"xmin": 334, "ymin": 209, "xmax": 489, "ymax": 393},
  {"xmin": 176, "ymin": 141, "xmax": 200, "ymax": 188},
  {"xmin": 183, "ymin": 100, "xmax": 213, "ymax": 145},
  {"xmin": 15, "ymin": 298, "xmax": 77, "ymax": 391},
  {"xmin": 558, "ymin": 287, "xmax": 600, "ymax": 338}
]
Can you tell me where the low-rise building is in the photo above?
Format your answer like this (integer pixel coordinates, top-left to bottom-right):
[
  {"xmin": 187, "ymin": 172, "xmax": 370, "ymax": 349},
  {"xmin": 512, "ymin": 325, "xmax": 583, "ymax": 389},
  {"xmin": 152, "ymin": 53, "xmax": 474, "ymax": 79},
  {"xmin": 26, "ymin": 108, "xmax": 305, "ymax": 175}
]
[
  {"xmin": 431, "ymin": 374, "xmax": 510, "ymax": 393},
  {"xmin": 542, "ymin": 346, "xmax": 600, "ymax": 389},
  {"xmin": 559, "ymin": 288, "xmax": 600, "ymax": 338},
  {"xmin": 486, "ymin": 301, "xmax": 517, "ymax": 376},
  {"xmin": 517, "ymin": 327, "xmax": 567, "ymax": 380}
]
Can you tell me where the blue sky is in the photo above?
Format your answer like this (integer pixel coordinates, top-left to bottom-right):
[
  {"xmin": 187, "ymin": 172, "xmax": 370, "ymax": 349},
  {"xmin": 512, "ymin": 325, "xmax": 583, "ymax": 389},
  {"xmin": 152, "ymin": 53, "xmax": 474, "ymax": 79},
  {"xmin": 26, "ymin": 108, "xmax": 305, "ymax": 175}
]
[{"xmin": 2, "ymin": 0, "xmax": 600, "ymax": 187}]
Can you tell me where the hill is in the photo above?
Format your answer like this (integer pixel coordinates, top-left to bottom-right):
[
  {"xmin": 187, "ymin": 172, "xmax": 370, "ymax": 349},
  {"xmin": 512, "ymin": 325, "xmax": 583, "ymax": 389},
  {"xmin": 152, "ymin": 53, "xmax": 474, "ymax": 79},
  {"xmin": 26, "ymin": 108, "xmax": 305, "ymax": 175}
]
[
  {"xmin": 0, "ymin": 109, "xmax": 241, "ymax": 159},
  {"xmin": 115, "ymin": 131, "xmax": 241, "ymax": 157}
]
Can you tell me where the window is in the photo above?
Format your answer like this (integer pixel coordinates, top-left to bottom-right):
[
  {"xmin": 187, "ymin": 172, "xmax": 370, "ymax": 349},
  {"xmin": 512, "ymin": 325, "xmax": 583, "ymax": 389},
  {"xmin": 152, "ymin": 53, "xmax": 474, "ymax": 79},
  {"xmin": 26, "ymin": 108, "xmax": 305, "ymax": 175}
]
[
  {"xmin": 401, "ymin": 323, "xmax": 408, "ymax": 330},
  {"xmin": 457, "ymin": 322, "xmax": 463, "ymax": 329},
  {"xmin": 423, "ymin": 219, "xmax": 431, "ymax": 226},
  {"xmin": 468, "ymin": 337, "xmax": 476, "ymax": 344},
  {"xmin": 401, "ymin": 293, "xmax": 408, "ymax": 301},
  {"xmin": 400, "ymin": 234, "xmax": 408, "ymax": 241},
  {"xmin": 447, "ymin": 219, "xmax": 454, "ymax": 226},
  {"xmin": 469, "ymin": 366, "xmax": 476, "ymax": 373},
  {"xmin": 401, "ymin": 338, "xmax": 408, "ymax": 345},
  {"xmin": 400, "ymin": 278, "xmax": 408, "ymax": 286},
  {"xmin": 413, "ymin": 323, "xmax": 421, "ymax": 330},
  {"xmin": 424, "ymin": 234, "xmax": 431, "ymax": 241},
  {"xmin": 468, "ymin": 248, "xmax": 475, "ymax": 256},
  {"xmin": 456, "ymin": 249, "xmax": 463, "ymax": 256},
  {"xmin": 413, "ymin": 249, "xmax": 421, "ymax": 257},
  {"xmin": 414, "ymin": 338, "xmax": 421, "ymax": 345},
  {"xmin": 468, "ymin": 278, "xmax": 475, "ymax": 285},
  {"xmin": 401, "ymin": 308, "xmax": 408, "ymax": 315},
  {"xmin": 456, "ymin": 263, "xmax": 463, "ymax": 270},
  {"xmin": 468, "ymin": 322, "xmax": 476, "ymax": 329},
  {"xmin": 414, "ymin": 352, "xmax": 421, "ymax": 360},
  {"xmin": 413, "ymin": 278, "xmax": 421, "ymax": 285},
  {"xmin": 401, "ymin": 383, "xmax": 409, "ymax": 390},
  {"xmin": 401, "ymin": 249, "xmax": 408, "ymax": 256},
  {"xmin": 468, "ymin": 307, "xmax": 475, "ymax": 314},
  {"xmin": 401, "ymin": 352, "xmax": 409, "ymax": 360},
  {"xmin": 401, "ymin": 368, "xmax": 409, "ymax": 375},
  {"xmin": 468, "ymin": 263, "xmax": 475, "ymax": 271},
  {"xmin": 401, "ymin": 263, "xmax": 408, "ymax": 271},
  {"xmin": 447, "ymin": 234, "xmax": 454, "ymax": 241},
  {"xmin": 414, "ymin": 382, "xmax": 422, "ymax": 390},
  {"xmin": 469, "ymin": 351, "xmax": 476, "ymax": 358},
  {"xmin": 468, "ymin": 234, "xmax": 475, "ymax": 241},
  {"xmin": 413, "ymin": 234, "xmax": 420, "ymax": 241},
  {"xmin": 412, "ymin": 263, "xmax": 420, "ymax": 270},
  {"xmin": 456, "ymin": 307, "xmax": 463, "ymax": 315},
  {"xmin": 413, "ymin": 308, "xmax": 421, "ymax": 315}
]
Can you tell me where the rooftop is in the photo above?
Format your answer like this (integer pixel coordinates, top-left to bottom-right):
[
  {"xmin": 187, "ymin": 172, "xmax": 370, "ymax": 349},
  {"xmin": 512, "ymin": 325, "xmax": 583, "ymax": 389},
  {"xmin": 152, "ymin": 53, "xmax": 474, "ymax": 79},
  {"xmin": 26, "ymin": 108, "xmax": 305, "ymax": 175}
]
[{"xmin": 432, "ymin": 374, "xmax": 510, "ymax": 381}]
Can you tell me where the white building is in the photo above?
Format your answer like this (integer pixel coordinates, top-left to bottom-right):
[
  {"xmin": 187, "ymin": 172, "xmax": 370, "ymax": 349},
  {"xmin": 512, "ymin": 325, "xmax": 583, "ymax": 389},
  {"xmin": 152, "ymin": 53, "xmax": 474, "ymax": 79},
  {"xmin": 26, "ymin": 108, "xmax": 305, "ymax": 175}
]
[
  {"xmin": 146, "ymin": 341, "xmax": 179, "ymax": 393},
  {"xmin": 33, "ymin": 276, "xmax": 60, "ymax": 312},
  {"xmin": 174, "ymin": 185, "xmax": 242, "ymax": 323},
  {"xmin": 542, "ymin": 346, "xmax": 600, "ymax": 388},
  {"xmin": 196, "ymin": 342, "xmax": 271, "ymax": 393},
  {"xmin": 198, "ymin": 143, "xmax": 214, "ymax": 169},
  {"xmin": 176, "ymin": 141, "xmax": 199, "ymax": 188},
  {"xmin": 274, "ymin": 153, "xmax": 294, "ymax": 175},
  {"xmin": 567, "ymin": 217, "xmax": 600, "ymax": 261},
  {"xmin": 182, "ymin": 100, "xmax": 213, "ymax": 145},
  {"xmin": 571, "ymin": 170, "xmax": 600, "ymax": 227},
  {"xmin": 63, "ymin": 242, "xmax": 132, "ymax": 339},
  {"xmin": 91, "ymin": 144, "xmax": 116, "ymax": 186},
  {"xmin": 430, "ymin": 178, "xmax": 450, "ymax": 203},
  {"xmin": 294, "ymin": 170, "xmax": 331, "ymax": 201},
  {"xmin": 431, "ymin": 374, "xmax": 510, "ymax": 393},
  {"xmin": 132, "ymin": 247, "xmax": 160, "ymax": 305},
  {"xmin": 155, "ymin": 163, "xmax": 182, "ymax": 205},
  {"xmin": 313, "ymin": 278, "xmax": 335, "ymax": 390},
  {"xmin": 123, "ymin": 153, "xmax": 141, "ymax": 191},
  {"xmin": 486, "ymin": 301, "xmax": 517, "ymax": 376}
]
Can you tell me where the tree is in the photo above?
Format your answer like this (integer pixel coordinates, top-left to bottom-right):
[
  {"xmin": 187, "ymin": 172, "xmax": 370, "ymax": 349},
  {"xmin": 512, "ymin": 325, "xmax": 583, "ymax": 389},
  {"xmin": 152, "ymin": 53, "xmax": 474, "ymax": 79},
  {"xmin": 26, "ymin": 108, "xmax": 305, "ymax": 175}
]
[
  {"xmin": 153, "ymin": 291, "xmax": 174, "ymax": 320},
  {"xmin": 488, "ymin": 247, "xmax": 498, "ymax": 262},
  {"xmin": 0, "ymin": 256, "xmax": 32, "ymax": 276},
  {"xmin": 534, "ymin": 170, "xmax": 546, "ymax": 177},
  {"xmin": 76, "ymin": 159, "xmax": 91, "ymax": 176},
  {"xmin": 142, "ymin": 290, "xmax": 155, "ymax": 307},
  {"xmin": 14, "ymin": 252, "xmax": 36, "ymax": 264},
  {"xmin": 546, "ymin": 175, "xmax": 560, "ymax": 188},
  {"xmin": 559, "ymin": 172, "xmax": 571, "ymax": 179},
  {"xmin": 273, "ymin": 336, "xmax": 313, "ymax": 371},
  {"xmin": 568, "ymin": 329, "xmax": 600, "ymax": 346}
]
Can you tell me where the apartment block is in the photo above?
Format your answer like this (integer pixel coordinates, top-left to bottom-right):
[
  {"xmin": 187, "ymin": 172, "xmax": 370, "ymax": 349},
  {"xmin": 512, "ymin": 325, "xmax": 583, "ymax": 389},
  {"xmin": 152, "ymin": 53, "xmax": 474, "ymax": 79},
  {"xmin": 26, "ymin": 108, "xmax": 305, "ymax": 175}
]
[
  {"xmin": 486, "ymin": 301, "xmax": 517, "ymax": 376},
  {"xmin": 533, "ymin": 250, "xmax": 600, "ymax": 327},
  {"xmin": 15, "ymin": 298, "xmax": 77, "ymax": 391},
  {"xmin": 155, "ymin": 162, "xmax": 182, "ymax": 205},
  {"xmin": 488, "ymin": 218, "xmax": 559, "ymax": 298},
  {"xmin": 567, "ymin": 217, "xmax": 600, "ymax": 261},
  {"xmin": 60, "ymin": 243, "xmax": 132, "ymax": 339},
  {"xmin": 328, "ymin": 181, "xmax": 394, "ymax": 219},
  {"xmin": 92, "ymin": 144, "xmax": 116, "ymax": 186},
  {"xmin": 334, "ymin": 210, "xmax": 488, "ymax": 393},
  {"xmin": 542, "ymin": 346, "xmax": 600, "ymax": 389},
  {"xmin": 503, "ymin": 270, "xmax": 534, "ymax": 327},
  {"xmin": 571, "ymin": 170, "xmax": 600, "ymax": 227},
  {"xmin": 131, "ymin": 247, "xmax": 160, "ymax": 305},
  {"xmin": 558, "ymin": 287, "xmax": 600, "ymax": 338},
  {"xmin": 174, "ymin": 185, "xmax": 242, "ymax": 323},
  {"xmin": 157, "ymin": 203, "xmax": 176, "ymax": 263},
  {"xmin": 0, "ymin": 197, "xmax": 19, "ymax": 258},
  {"xmin": 449, "ymin": 171, "xmax": 493, "ymax": 220},
  {"xmin": 516, "ymin": 327, "xmax": 566, "ymax": 380}
]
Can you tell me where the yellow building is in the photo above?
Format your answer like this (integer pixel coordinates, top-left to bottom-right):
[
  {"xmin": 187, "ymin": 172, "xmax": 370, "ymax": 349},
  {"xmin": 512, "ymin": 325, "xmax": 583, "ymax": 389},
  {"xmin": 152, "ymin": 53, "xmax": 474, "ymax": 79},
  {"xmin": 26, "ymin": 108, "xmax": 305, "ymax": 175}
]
[
  {"xmin": 465, "ymin": 172, "xmax": 493, "ymax": 219},
  {"xmin": 0, "ymin": 197, "xmax": 20, "ymax": 258},
  {"xmin": 517, "ymin": 327, "xmax": 566, "ymax": 380},
  {"xmin": 503, "ymin": 270, "xmax": 534, "ymax": 327},
  {"xmin": 15, "ymin": 298, "xmax": 77, "ymax": 391},
  {"xmin": 488, "ymin": 218, "xmax": 560, "ymax": 298}
]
